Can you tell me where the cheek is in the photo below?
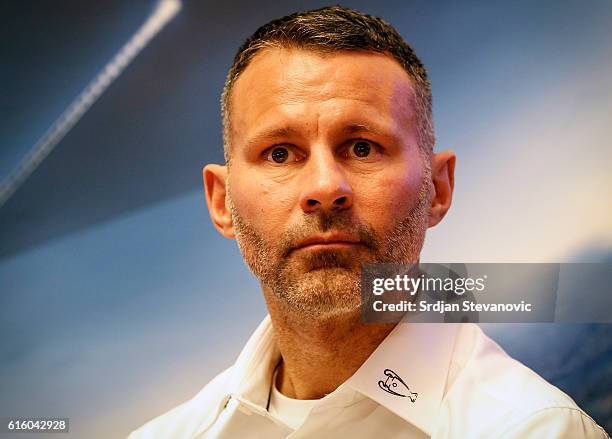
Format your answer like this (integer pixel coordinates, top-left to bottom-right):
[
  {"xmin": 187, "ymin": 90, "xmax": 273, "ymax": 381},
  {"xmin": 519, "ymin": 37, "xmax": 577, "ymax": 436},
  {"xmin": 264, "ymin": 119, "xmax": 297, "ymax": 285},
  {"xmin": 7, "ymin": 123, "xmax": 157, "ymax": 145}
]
[
  {"xmin": 353, "ymin": 162, "xmax": 425, "ymax": 222},
  {"xmin": 229, "ymin": 172, "xmax": 297, "ymax": 233}
]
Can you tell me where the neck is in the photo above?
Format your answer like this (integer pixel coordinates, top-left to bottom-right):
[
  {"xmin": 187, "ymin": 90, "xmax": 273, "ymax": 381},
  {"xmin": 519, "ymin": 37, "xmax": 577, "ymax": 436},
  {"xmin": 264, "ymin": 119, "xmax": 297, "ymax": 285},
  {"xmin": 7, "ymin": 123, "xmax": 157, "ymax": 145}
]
[{"xmin": 263, "ymin": 284, "xmax": 396, "ymax": 400}]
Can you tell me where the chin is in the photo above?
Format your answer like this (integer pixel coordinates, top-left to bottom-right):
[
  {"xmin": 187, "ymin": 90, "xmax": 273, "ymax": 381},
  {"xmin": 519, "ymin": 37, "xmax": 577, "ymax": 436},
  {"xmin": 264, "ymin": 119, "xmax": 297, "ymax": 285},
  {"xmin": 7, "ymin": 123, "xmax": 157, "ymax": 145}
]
[{"xmin": 275, "ymin": 268, "xmax": 363, "ymax": 318}]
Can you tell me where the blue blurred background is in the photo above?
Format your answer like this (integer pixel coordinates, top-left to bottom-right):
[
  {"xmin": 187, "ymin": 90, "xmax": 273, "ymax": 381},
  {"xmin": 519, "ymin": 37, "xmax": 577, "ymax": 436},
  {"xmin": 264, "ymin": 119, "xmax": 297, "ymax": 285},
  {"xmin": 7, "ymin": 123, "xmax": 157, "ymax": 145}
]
[{"xmin": 1, "ymin": 0, "xmax": 610, "ymax": 437}]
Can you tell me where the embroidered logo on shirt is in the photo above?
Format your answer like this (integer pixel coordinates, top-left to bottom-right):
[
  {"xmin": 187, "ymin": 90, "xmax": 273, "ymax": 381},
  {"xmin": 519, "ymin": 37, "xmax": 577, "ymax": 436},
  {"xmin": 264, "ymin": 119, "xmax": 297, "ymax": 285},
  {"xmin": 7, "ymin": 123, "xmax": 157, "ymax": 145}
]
[{"xmin": 378, "ymin": 369, "xmax": 418, "ymax": 402}]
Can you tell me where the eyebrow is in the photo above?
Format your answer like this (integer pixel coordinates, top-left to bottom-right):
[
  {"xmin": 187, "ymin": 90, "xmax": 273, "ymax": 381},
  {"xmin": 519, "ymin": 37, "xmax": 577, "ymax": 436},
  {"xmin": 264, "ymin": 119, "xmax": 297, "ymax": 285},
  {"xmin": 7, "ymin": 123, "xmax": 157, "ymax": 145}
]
[
  {"xmin": 243, "ymin": 121, "xmax": 394, "ymax": 151},
  {"xmin": 342, "ymin": 123, "xmax": 388, "ymax": 137},
  {"xmin": 245, "ymin": 127, "xmax": 300, "ymax": 148}
]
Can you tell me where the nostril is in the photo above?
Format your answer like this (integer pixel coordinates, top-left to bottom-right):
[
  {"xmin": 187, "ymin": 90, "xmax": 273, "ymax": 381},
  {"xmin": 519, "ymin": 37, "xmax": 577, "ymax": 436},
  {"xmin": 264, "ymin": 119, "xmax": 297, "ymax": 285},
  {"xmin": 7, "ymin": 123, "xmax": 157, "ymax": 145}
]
[
  {"xmin": 307, "ymin": 199, "xmax": 319, "ymax": 206},
  {"xmin": 335, "ymin": 196, "xmax": 347, "ymax": 205}
]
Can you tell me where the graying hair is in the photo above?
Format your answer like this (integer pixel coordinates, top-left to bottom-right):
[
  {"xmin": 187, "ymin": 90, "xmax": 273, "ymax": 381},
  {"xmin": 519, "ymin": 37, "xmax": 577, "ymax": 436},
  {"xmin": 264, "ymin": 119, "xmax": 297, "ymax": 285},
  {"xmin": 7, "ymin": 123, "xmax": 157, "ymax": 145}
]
[{"xmin": 221, "ymin": 5, "xmax": 435, "ymax": 164}]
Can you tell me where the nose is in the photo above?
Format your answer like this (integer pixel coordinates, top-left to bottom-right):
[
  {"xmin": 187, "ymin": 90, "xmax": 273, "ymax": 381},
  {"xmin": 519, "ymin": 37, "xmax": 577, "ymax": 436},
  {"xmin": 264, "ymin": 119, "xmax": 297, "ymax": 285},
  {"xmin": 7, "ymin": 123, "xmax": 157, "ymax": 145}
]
[{"xmin": 299, "ymin": 148, "xmax": 353, "ymax": 213}]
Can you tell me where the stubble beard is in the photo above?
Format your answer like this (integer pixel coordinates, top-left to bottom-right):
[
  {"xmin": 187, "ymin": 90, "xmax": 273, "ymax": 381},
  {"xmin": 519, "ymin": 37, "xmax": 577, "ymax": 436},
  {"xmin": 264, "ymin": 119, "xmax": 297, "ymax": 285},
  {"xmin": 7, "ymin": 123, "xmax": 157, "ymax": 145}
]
[{"xmin": 228, "ymin": 176, "xmax": 432, "ymax": 319}]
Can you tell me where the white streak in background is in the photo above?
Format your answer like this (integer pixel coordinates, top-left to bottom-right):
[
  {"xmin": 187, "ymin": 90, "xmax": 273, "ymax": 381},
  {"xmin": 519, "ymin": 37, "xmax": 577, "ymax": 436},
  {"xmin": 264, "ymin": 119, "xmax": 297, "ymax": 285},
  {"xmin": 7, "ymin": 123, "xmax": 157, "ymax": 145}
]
[
  {"xmin": 0, "ymin": 0, "xmax": 182, "ymax": 209},
  {"xmin": 423, "ymin": 57, "xmax": 612, "ymax": 263}
]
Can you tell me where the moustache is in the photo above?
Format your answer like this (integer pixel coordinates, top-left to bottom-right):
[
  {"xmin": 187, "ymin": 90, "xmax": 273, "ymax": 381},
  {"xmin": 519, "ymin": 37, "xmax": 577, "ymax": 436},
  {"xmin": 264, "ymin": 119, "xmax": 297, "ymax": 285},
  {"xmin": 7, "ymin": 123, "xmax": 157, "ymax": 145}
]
[{"xmin": 280, "ymin": 210, "xmax": 378, "ymax": 257}]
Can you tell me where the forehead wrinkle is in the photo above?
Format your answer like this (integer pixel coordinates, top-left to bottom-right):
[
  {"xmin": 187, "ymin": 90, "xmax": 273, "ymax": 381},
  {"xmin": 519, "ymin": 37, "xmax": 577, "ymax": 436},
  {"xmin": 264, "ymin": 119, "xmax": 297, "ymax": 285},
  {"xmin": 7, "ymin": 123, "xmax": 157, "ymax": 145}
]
[
  {"xmin": 236, "ymin": 47, "xmax": 404, "ymax": 111},
  {"xmin": 273, "ymin": 51, "xmax": 394, "ymax": 105},
  {"xmin": 252, "ymin": 97, "xmax": 404, "ymax": 144},
  {"xmin": 231, "ymin": 48, "xmax": 419, "ymax": 151}
]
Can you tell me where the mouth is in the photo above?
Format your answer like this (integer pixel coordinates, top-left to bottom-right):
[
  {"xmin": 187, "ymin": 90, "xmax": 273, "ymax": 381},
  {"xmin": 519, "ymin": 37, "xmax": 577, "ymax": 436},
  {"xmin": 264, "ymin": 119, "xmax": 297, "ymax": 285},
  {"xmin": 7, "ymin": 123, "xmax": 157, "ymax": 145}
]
[{"xmin": 293, "ymin": 233, "xmax": 362, "ymax": 252}]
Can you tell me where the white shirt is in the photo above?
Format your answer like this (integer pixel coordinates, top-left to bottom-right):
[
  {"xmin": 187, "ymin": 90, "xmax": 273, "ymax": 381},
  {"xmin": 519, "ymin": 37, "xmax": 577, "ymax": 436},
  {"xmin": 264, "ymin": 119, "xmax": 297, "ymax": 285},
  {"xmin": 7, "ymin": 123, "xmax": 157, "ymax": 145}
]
[
  {"xmin": 267, "ymin": 367, "xmax": 318, "ymax": 429},
  {"xmin": 128, "ymin": 317, "xmax": 608, "ymax": 438}
]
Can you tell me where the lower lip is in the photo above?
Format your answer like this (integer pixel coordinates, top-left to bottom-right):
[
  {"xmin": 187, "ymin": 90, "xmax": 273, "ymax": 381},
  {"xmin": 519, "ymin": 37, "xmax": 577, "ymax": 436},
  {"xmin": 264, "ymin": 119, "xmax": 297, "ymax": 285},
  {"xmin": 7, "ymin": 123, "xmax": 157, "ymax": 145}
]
[{"xmin": 296, "ymin": 242, "xmax": 360, "ymax": 251}]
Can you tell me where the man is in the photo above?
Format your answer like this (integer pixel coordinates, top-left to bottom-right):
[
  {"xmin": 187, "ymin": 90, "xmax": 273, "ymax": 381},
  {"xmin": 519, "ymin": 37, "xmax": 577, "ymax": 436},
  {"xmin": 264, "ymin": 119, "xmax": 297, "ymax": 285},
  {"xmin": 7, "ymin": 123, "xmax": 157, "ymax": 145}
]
[{"xmin": 129, "ymin": 6, "xmax": 607, "ymax": 438}]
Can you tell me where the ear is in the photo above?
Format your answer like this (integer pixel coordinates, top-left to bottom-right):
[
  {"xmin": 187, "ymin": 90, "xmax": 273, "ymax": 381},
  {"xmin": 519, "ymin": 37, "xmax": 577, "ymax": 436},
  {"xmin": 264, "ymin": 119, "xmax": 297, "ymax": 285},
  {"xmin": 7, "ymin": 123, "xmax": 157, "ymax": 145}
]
[
  {"xmin": 428, "ymin": 150, "xmax": 456, "ymax": 228},
  {"xmin": 203, "ymin": 164, "xmax": 235, "ymax": 238}
]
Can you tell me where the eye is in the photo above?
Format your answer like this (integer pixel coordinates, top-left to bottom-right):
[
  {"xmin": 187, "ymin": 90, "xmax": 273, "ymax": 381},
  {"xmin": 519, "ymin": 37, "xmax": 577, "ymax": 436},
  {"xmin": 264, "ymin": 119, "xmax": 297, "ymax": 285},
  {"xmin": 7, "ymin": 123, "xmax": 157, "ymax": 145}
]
[
  {"xmin": 352, "ymin": 140, "xmax": 371, "ymax": 158},
  {"xmin": 343, "ymin": 139, "xmax": 382, "ymax": 162},
  {"xmin": 265, "ymin": 146, "xmax": 302, "ymax": 164}
]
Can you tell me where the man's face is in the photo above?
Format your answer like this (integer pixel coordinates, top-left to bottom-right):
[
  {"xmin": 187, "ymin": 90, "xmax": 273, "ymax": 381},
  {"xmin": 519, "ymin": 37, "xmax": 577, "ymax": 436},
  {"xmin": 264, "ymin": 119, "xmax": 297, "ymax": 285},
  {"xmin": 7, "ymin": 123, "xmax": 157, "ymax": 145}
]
[{"xmin": 220, "ymin": 48, "xmax": 434, "ymax": 317}]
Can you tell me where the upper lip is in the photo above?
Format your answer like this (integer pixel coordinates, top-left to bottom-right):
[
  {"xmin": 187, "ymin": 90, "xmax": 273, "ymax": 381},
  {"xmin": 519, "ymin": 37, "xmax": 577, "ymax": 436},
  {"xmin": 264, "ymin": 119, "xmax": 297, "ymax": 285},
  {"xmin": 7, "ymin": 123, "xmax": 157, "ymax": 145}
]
[{"xmin": 295, "ymin": 233, "xmax": 361, "ymax": 249}]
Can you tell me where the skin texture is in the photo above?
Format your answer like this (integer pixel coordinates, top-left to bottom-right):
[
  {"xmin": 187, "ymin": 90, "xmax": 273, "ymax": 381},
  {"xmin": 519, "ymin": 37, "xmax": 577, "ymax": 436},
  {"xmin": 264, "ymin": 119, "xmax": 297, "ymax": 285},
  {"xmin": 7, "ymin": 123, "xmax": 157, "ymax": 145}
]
[{"xmin": 204, "ymin": 48, "xmax": 455, "ymax": 400}]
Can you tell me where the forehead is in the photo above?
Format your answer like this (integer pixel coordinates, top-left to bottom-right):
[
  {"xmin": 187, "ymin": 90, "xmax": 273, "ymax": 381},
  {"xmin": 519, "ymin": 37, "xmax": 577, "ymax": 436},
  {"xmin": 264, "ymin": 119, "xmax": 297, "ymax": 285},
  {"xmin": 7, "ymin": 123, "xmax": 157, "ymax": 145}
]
[{"xmin": 229, "ymin": 47, "xmax": 416, "ymax": 143}]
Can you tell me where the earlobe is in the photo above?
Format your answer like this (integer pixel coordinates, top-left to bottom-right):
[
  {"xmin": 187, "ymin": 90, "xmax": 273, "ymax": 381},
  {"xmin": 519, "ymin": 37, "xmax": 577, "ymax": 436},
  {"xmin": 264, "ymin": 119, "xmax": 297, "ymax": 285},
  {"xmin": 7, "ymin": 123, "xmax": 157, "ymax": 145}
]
[
  {"xmin": 203, "ymin": 164, "xmax": 235, "ymax": 238},
  {"xmin": 428, "ymin": 150, "xmax": 456, "ymax": 228}
]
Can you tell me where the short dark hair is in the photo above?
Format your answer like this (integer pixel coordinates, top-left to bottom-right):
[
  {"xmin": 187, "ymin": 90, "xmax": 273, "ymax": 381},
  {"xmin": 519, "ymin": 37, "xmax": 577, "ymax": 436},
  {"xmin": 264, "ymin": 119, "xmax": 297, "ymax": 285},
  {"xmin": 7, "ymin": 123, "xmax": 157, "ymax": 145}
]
[{"xmin": 221, "ymin": 5, "xmax": 434, "ymax": 163}]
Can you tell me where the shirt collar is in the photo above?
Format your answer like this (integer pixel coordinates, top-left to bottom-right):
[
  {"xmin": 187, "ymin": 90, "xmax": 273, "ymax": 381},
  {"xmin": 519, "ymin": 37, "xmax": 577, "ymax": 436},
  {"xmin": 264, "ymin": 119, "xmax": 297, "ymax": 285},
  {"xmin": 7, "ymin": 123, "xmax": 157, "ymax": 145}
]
[
  {"xmin": 228, "ymin": 315, "xmax": 281, "ymax": 408},
  {"xmin": 345, "ymin": 321, "xmax": 459, "ymax": 436},
  {"xmin": 228, "ymin": 315, "xmax": 459, "ymax": 436}
]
